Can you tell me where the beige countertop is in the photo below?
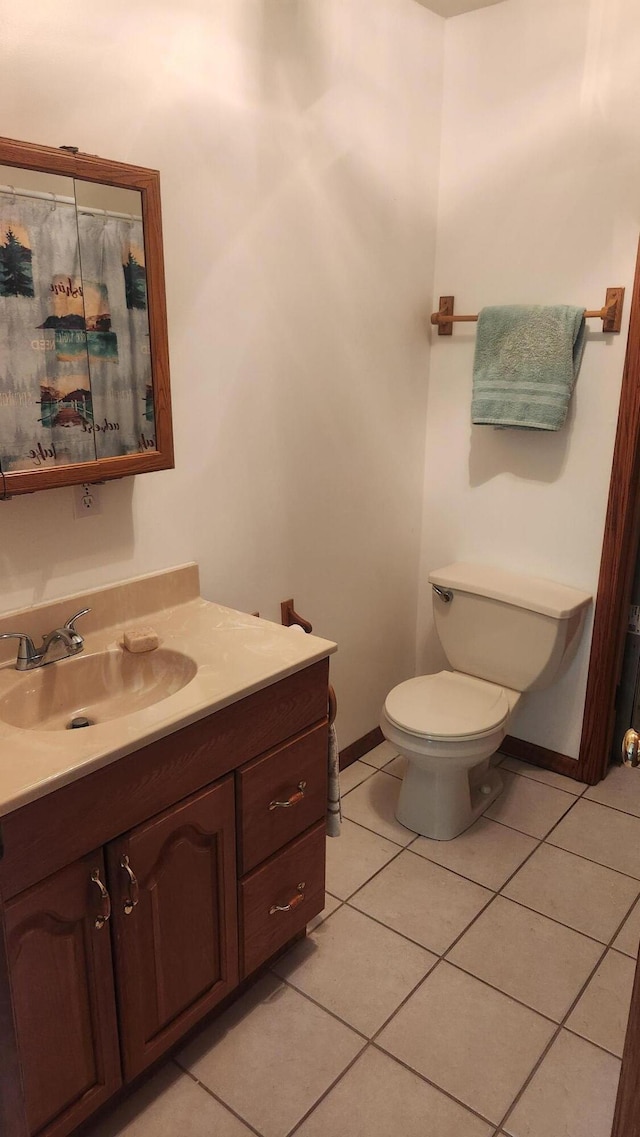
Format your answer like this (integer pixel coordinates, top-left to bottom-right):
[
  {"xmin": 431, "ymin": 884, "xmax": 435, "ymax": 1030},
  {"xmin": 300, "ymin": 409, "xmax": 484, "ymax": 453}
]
[{"xmin": 0, "ymin": 564, "xmax": 336, "ymax": 817}]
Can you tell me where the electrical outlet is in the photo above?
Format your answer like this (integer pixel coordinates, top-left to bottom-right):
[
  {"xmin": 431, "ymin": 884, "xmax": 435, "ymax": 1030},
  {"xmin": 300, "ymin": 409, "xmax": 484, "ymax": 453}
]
[{"xmin": 73, "ymin": 482, "xmax": 102, "ymax": 518}]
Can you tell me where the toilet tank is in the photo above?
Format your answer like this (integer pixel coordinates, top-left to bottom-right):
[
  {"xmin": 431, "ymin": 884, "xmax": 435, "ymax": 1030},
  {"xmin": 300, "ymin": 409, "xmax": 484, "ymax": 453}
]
[{"xmin": 429, "ymin": 563, "xmax": 592, "ymax": 693}]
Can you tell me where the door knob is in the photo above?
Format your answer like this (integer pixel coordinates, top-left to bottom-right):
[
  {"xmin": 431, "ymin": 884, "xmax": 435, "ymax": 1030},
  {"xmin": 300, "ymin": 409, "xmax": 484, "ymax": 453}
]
[{"xmin": 622, "ymin": 728, "xmax": 640, "ymax": 768}]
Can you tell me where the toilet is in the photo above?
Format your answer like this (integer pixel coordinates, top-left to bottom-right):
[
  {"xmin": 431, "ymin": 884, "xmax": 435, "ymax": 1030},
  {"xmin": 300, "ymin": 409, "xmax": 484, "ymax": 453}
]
[{"xmin": 380, "ymin": 563, "xmax": 591, "ymax": 840}]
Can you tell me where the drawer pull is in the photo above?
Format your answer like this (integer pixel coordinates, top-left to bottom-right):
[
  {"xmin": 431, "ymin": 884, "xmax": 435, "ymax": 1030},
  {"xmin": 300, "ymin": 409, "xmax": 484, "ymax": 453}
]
[
  {"xmin": 91, "ymin": 869, "xmax": 112, "ymax": 930},
  {"xmin": 269, "ymin": 882, "xmax": 306, "ymax": 915},
  {"xmin": 269, "ymin": 781, "xmax": 307, "ymax": 811},
  {"xmin": 120, "ymin": 854, "xmax": 140, "ymax": 915}
]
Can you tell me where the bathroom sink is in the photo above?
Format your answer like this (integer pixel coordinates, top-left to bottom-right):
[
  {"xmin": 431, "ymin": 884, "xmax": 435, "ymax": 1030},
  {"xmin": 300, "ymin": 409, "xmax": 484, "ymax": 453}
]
[{"xmin": 0, "ymin": 647, "xmax": 198, "ymax": 731}]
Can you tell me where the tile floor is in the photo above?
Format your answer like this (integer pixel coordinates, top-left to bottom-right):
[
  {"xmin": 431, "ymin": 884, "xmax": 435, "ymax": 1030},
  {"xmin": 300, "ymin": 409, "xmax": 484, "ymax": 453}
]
[{"xmin": 86, "ymin": 742, "xmax": 640, "ymax": 1137}]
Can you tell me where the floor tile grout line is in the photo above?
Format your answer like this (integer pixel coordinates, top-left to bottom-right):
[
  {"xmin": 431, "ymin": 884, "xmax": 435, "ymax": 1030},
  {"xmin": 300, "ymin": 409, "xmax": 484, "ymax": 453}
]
[
  {"xmin": 174, "ymin": 981, "xmax": 498, "ymax": 1136},
  {"xmin": 565, "ymin": 790, "xmax": 640, "ymax": 823},
  {"xmin": 326, "ymin": 772, "xmax": 631, "ymax": 1128},
  {"xmin": 338, "ymin": 811, "xmax": 413, "ymax": 849},
  {"xmin": 408, "ymin": 812, "xmax": 640, "ymax": 891},
  {"xmin": 347, "ymin": 855, "xmax": 631, "ymax": 1116},
  {"xmin": 535, "ymin": 837, "xmax": 640, "ymax": 885},
  {"xmin": 335, "ymin": 786, "xmax": 640, "ymax": 959},
  {"xmin": 440, "ymin": 951, "xmax": 605, "ymax": 1029},
  {"xmin": 494, "ymin": 897, "xmax": 630, "ymax": 1134},
  {"xmin": 368, "ymin": 1037, "xmax": 502, "ymax": 1130},
  {"xmin": 336, "ymin": 800, "xmax": 640, "ymax": 968},
  {"xmin": 329, "ymin": 888, "xmax": 590, "ymax": 1029},
  {"xmin": 176, "ymin": 952, "xmax": 618, "ymax": 1137},
  {"xmin": 562, "ymin": 1023, "xmax": 625, "ymax": 1062},
  {"xmin": 341, "ymin": 885, "xmax": 495, "ymax": 958},
  {"xmin": 336, "ymin": 780, "xmax": 639, "ymax": 972},
  {"xmin": 271, "ymin": 970, "xmax": 372, "ymax": 1042},
  {"xmin": 338, "ymin": 887, "xmax": 633, "ymax": 1039},
  {"xmin": 615, "ymin": 893, "xmax": 640, "ymax": 954},
  {"xmin": 171, "ymin": 757, "xmax": 632, "ymax": 1137},
  {"xmin": 171, "ymin": 1058, "xmax": 266, "ymax": 1137},
  {"xmin": 328, "ymin": 757, "xmax": 632, "ymax": 1134},
  {"xmin": 282, "ymin": 1045, "xmax": 371, "ymax": 1137},
  {"xmin": 343, "ymin": 840, "xmax": 494, "ymax": 906},
  {"xmin": 545, "ymin": 833, "xmax": 640, "ymax": 881},
  {"xmin": 486, "ymin": 891, "xmax": 636, "ymax": 949},
  {"xmin": 498, "ymin": 756, "xmax": 589, "ymax": 796},
  {"xmin": 333, "ymin": 832, "xmax": 419, "ymax": 903},
  {"xmin": 495, "ymin": 766, "xmax": 585, "ymax": 802}
]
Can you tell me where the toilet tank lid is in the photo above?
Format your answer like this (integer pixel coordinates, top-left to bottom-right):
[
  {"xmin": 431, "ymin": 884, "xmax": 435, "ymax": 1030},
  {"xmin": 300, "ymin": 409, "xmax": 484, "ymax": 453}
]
[{"xmin": 428, "ymin": 563, "xmax": 592, "ymax": 619}]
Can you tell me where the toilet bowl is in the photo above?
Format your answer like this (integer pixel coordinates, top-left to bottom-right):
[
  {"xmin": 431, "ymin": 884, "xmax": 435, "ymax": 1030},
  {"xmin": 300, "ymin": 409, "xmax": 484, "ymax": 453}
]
[
  {"xmin": 381, "ymin": 671, "xmax": 520, "ymax": 840},
  {"xmin": 381, "ymin": 563, "xmax": 591, "ymax": 841}
]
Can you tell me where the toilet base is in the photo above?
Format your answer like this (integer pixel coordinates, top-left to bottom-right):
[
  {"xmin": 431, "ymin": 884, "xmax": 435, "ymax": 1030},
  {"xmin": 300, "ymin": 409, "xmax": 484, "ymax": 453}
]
[{"xmin": 395, "ymin": 756, "xmax": 503, "ymax": 841}]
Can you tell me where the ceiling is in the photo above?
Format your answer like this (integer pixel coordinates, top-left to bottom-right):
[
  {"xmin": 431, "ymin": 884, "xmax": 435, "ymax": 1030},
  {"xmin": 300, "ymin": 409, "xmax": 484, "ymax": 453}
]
[{"xmin": 416, "ymin": 0, "xmax": 506, "ymax": 17}]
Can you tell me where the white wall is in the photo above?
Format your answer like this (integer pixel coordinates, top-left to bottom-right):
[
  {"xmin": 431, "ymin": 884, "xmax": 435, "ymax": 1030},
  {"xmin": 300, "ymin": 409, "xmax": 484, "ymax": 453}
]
[
  {"xmin": 418, "ymin": 0, "xmax": 640, "ymax": 757},
  {"xmin": 0, "ymin": 0, "xmax": 444, "ymax": 747}
]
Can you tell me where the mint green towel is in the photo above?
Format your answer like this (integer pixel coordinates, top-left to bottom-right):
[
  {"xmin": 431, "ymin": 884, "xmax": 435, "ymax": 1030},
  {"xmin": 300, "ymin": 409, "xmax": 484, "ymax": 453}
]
[{"xmin": 471, "ymin": 305, "xmax": 586, "ymax": 430}]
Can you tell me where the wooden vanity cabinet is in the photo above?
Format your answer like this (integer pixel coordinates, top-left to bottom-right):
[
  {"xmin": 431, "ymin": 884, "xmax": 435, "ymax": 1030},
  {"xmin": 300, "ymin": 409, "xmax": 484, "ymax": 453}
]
[
  {"xmin": 0, "ymin": 658, "xmax": 329, "ymax": 1137},
  {"xmin": 3, "ymin": 852, "xmax": 122, "ymax": 1137},
  {"xmin": 107, "ymin": 777, "xmax": 238, "ymax": 1081}
]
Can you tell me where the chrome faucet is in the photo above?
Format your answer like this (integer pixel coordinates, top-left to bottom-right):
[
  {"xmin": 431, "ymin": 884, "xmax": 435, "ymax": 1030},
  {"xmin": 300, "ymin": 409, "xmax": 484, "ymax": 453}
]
[{"xmin": 0, "ymin": 608, "xmax": 91, "ymax": 671}]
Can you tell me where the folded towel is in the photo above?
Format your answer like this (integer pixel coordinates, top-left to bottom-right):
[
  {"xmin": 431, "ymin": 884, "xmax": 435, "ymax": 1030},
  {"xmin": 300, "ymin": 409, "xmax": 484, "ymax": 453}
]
[
  {"xmin": 471, "ymin": 305, "xmax": 586, "ymax": 430},
  {"xmin": 327, "ymin": 723, "xmax": 342, "ymax": 837}
]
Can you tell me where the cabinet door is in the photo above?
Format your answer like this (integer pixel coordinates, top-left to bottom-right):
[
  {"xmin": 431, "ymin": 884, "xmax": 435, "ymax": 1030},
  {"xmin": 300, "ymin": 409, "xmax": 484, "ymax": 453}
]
[
  {"xmin": 4, "ymin": 852, "xmax": 121, "ymax": 1137},
  {"xmin": 107, "ymin": 776, "xmax": 238, "ymax": 1080}
]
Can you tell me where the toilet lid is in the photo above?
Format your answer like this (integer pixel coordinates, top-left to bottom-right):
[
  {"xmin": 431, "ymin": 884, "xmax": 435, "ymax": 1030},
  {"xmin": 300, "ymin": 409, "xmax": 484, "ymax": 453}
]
[{"xmin": 384, "ymin": 671, "xmax": 511, "ymax": 741}]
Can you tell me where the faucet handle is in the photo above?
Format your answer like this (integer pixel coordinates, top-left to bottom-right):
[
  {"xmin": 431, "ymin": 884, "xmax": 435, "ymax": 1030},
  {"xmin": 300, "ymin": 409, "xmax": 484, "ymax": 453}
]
[
  {"xmin": 0, "ymin": 632, "xmax": 38, "ymax": 669},
  {"xmin": 64, "ymin": 608, "xmax": 91, "ymax": 634}
]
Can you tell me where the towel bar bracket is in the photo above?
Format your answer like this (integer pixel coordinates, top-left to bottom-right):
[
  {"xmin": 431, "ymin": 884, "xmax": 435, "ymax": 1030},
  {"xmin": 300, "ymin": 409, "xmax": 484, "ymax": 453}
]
[
  {"xmin": 435, "ymin": 295, "xmax": 455, "ymax": 336},
  {"xmin": 280, "ymin": 598, "xmax": 313, "ymax": 634},
  {"xmin": 601, "ymin": 287, "xmax": 625, "ymax": 334},
  {"xmin": 431, "ymin": 288, "xmax": 625, "ymax": 336}
]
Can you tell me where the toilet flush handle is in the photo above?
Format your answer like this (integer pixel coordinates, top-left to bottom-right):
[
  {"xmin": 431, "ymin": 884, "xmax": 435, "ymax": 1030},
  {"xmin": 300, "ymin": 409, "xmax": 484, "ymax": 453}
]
[{"xmin": 432, "ymin": 585, "xmax": 453, "ymax": 603}]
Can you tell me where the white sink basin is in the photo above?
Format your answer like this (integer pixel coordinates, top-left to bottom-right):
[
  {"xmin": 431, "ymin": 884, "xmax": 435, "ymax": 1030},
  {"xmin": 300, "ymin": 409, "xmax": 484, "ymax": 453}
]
[{"xmin": 0, "ymin": 647, "xmax": 198, "ymax": 731}]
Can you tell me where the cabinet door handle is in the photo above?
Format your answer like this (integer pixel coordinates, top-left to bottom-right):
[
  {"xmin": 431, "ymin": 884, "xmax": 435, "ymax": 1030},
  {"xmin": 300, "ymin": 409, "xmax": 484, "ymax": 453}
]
[
  {"xmin": 269, "ymin": 781, "xmax": 307, "ymax": 811},
  {"xmin": 269, "ymin": 882, "xmax": 306, "ymax": 915},
  {"xmin": 120, "ymin": 854, "xmax": 140, "ymax": 915},
  {"xmin": 91, "ymin": 869, "xmax": 112, "ymax": 929}
]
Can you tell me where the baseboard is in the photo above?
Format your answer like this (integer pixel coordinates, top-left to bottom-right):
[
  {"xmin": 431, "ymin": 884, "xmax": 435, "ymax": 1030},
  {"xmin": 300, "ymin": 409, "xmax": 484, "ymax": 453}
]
[
  {"xmin": 339, "ymin": 727, "xmax": 581, "ymax": 782},
  {"xmin": 500, "ymin": 734, "xmax": 580, "ymax": 780},
  {"xmin": 339, "ymin": 727, "xmax": 384, "ymax": 770}
]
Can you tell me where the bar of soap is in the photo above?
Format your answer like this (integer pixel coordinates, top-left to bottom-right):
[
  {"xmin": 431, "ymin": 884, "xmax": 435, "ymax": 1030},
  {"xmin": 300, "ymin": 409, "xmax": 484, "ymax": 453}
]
[{"xmin": 123, "ymin": 627, "xmax": 159, "ymax": 653}]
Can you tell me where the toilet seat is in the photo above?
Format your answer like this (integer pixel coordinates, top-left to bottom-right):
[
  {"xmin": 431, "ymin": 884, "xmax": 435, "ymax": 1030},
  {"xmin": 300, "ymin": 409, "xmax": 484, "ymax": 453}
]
[{"xmin": 384, "ymin": 670, "xmax": 511, "ymax": 742}]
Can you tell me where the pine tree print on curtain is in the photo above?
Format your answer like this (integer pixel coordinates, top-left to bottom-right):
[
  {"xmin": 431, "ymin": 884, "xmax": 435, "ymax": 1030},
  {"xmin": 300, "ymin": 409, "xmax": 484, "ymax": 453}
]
[
  {"xmin": 0, "ymin": 224, "xmax": 34, "ymax": 297},
  {"xmin": 123, "ymin": 247, "xmax": 146, "ymax": 310}
]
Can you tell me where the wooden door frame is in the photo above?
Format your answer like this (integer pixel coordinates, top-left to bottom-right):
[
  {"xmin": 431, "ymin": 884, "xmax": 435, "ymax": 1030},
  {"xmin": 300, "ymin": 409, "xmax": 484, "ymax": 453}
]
[
  {"xmin": 606, "ymin": 235, "xmax": 640, "ymax": 1137},
  {"xmin": 575, "ymin": 236, "xmax": 640, "ymax": 784},
  {"xmin": 613, "ymin": 938, "xmax": 640, "ymax": 1135}
]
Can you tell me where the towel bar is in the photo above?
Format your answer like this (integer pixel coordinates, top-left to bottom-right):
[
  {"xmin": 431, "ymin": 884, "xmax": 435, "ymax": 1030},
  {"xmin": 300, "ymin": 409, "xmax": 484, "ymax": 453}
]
[
  {"xmin": 431, "ymin": 287, "xmax": 625, "ymax": 336},
  {"xmin": 280, "ymin": 598, "xmax": 337, "ymax": 725},
  {"xmin": 280, "ymin": 598, "xmax": 313, "ymax": 633},
  {"xmin": 328, "ymin": 685, "xmax": 337, "ymax": 726}
]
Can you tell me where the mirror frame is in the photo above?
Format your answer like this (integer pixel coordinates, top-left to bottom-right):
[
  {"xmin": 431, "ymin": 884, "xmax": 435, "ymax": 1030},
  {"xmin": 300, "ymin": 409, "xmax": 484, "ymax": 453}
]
[{"xmin": 0, "ymin": 136, "xmax": 174, "ymax": 495}]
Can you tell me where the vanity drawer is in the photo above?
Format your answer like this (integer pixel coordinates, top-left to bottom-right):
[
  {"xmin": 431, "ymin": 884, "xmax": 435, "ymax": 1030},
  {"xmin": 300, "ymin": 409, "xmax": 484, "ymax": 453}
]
[
  {"xmin": 239, "ymin": 821, "xmax": 326, "ymax": 977},
  {"xmin": 237, "ymin": 724, "xmax": 328, "ymax": 874}
]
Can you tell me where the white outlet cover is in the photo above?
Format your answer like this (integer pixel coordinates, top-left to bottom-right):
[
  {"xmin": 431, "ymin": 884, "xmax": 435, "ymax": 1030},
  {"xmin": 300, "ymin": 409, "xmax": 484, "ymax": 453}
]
[{"xmin": 73, "ymin": 483, "xmax": 102, "ymax": 518}]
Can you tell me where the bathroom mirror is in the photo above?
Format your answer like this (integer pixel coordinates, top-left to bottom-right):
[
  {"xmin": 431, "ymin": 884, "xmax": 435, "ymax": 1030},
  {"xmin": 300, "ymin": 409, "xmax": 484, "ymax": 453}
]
[{"xmin": 0, "ymin": 137, "xmax": 173, "ymax": 495}]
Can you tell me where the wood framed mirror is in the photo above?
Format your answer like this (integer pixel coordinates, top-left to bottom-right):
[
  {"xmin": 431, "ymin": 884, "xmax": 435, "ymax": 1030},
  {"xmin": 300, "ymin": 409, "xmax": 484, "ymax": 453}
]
[{"xmin": 0, "ymin": 136, "xmax": 173, "ymax": 496}]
